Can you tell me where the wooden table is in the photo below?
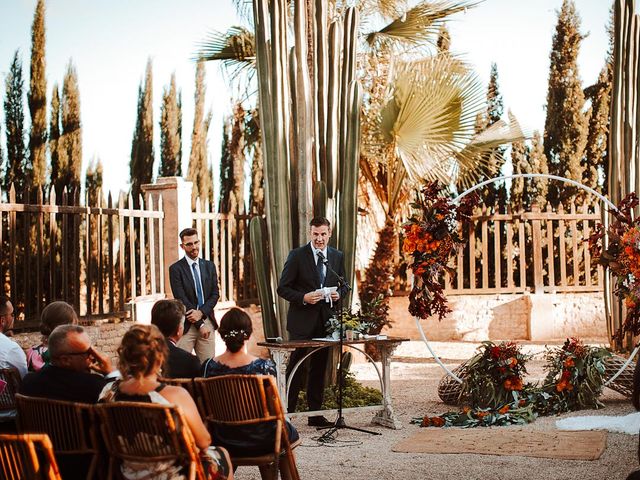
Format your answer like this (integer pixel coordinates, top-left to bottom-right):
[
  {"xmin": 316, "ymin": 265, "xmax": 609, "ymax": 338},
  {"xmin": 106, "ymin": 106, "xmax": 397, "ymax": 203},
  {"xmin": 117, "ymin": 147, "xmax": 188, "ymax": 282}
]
[{"xmin": 258, "ymin": 337, "xmax": 408, "ymax": 429}]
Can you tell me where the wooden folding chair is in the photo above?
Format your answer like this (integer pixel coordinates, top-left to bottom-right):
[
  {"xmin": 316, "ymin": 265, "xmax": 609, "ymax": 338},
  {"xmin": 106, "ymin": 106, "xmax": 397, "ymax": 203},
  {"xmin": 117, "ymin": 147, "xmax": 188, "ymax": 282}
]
[
  {"xmin": 95, "ymin": 401, "xmax": 207, "ymax": 480},
  {"xmin": 160, "ymin": 377, "xmax": 198, "ymax": 400},
  {"xmin": 0, "ymin": 433, "xmax": 62, "ymax": 480},
  {"xmin": 0, "ymin": 368, "xmax": 22, "ymax": 412},
  {"xmin": 15, "ymin": 394, "xmax": 100, "ymax": 480},
  {"xmin": 195, "ymin": 374, "xmax": 300, "ymax": 480}
]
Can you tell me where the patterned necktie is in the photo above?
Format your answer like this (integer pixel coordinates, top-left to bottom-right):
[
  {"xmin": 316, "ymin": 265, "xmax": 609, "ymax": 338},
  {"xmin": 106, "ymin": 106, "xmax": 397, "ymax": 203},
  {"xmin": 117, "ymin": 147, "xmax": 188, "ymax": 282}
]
[
  {"xmin": 317, "ymin": 253, "xmax": 325, "ymax": 287},
  {"xmin": 192, "ymin": 261, "xmax": 205, "ymax": 308}
]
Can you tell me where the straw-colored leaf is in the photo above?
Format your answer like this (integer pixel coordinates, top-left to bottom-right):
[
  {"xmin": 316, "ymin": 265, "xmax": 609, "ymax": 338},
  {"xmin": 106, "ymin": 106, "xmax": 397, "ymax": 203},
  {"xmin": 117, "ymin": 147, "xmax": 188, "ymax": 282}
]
[
  {"xmin": 365, "ymin": 0, "xmax": 479, "ymax": 48},
  {"xmin": 195, "ymin": 26, "xmax": 256, "ymax": 83}
]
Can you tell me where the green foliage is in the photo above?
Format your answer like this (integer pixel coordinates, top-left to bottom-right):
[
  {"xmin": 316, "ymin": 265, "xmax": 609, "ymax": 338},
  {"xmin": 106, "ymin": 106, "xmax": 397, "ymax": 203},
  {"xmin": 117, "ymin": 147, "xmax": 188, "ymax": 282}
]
[
  {"xmin": 187, "ymin": 62, "xmax": 213, "ymax": 208},
  {"xmin": 58, "ymin": 61, "xmax": 82, "ymax": 194},
  {"xmin": 28, "ymin": 0, "xmax": 47, "ymax": 187},
  {"xmin": 159, "ymin": 73, "xmax": 181, "ymax": 177},
  {"xmin": 295, "ymin": 371, "xmax": 382, "ymax": 411},
  {"xmin": 4, "ymin": 51, "xmax": 28, "ymax": 194},
  {"xmin": 543, "ymin": 0, "xmax": 588, "ymax": 206},
  {"xmin": 130, "ymin": 59, "xmax": 155, "ymax": 202}
]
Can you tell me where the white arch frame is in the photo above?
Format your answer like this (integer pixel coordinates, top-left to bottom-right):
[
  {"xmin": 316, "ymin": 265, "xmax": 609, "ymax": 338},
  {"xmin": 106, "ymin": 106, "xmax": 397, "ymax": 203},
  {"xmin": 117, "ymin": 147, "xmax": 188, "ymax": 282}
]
[{"xmin": 413, "ymin": 173, "xmax": 639, "ymax": 385}]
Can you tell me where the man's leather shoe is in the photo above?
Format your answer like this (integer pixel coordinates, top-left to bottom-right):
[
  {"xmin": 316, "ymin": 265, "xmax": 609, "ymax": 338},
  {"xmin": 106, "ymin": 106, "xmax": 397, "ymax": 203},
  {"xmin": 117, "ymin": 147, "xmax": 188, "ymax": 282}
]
[{"xmin": 308, "ymin": 415, "xmax": 333, "ymax": 427}]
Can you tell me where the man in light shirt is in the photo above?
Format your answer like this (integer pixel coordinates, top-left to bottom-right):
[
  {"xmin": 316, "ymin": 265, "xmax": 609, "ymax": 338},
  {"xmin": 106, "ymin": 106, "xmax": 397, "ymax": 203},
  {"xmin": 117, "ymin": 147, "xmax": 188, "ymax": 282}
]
[{"xmin": 0, "ymin": 295, "xmax": 27, "ymax": 429}]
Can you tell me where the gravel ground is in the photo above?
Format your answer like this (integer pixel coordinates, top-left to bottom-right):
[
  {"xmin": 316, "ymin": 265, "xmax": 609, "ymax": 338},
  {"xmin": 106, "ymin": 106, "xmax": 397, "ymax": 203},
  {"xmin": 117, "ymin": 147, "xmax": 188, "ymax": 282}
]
[{"xmin": 235, "ymin": 341, "xmax": 638, "ymax": 480}]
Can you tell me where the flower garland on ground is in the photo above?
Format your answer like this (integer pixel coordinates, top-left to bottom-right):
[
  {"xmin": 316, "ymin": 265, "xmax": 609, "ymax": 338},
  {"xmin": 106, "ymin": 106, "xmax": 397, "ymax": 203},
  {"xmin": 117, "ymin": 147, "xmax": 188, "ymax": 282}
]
[
  {"xmin": 412, "ymin": 338, "xmax": 610, "ymax": 428},
  {"xmin": 402, "ymin": 182, "xmax": 478, "ymax": 320},
  {"xmin": 589, "ymin": 192, "xmax": 640, "ymax": 341}
]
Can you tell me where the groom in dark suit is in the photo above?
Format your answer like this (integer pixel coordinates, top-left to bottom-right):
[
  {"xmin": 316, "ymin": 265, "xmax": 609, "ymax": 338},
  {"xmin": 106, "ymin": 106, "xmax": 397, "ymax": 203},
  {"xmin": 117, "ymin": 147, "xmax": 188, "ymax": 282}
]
[
  {"xmin": 169, "ymin": 228, "xmax": 219, "ymax": 362},
  {"xmin": 277, "ymin": 217, "xmax": 348, "ymax": 426}
]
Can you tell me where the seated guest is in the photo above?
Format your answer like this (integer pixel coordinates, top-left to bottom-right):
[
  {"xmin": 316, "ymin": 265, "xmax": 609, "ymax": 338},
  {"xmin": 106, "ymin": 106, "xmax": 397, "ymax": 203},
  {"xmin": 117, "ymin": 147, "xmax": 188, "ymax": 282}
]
[
  {"xmin": 26, "ymin": 301, "xmax": 79, "ymax": 372},
  {"xmin": 203, "ymin": 307, "xmax": 299, "ymax": 458},
  {"xmin": 20, "ymin": 324, "xmax": 117, "ymax": 403},
  {"xmin": 99, "ymin": 324, "xmax": 232, "ymax": 480},
  {"xmin": 0, "ymin": 296, "xmax": 27, "ymax": 430},
  {"xmin": 151, "ymin": 299, "xmax": 202, "ymax": 378}
]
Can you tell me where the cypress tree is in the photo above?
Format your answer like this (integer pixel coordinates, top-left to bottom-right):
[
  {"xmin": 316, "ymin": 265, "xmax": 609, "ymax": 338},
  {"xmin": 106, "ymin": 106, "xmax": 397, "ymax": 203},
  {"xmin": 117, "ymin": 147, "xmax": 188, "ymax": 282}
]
[
  {"xmin": 4, "ymin": 51, "xmax": 28, "ymax": 194},
  {"xmin": 49, "ymin": 83, "xmax": 61, "ymax": 188},
  {"xmin": 509, "ymin": 139, "xmax": 529, "ymax": 210},
  {"xmin": 187, "ymin": 62, "xmax": 213, "ymax": 207},
  {"xmin": 529, "ymin": 131, "xmax": 549, "ymax": 207},
  {"xmin": 28, "ymin": 0, "xmax": 47, "ymax": 187},
  {"xmin": 85, "ymin": 157, "xmax": 103, "ymax": 205},
  {"xmin": 218, "ymin": 115, "xmax": 232, "ymax": 212},
  {"xmin": 130, "ymin": 59, "xmax": 155, "ymax": 201},
  {"xmin": 219, "ymin": 102, "xmax": 246, "ymax": 214},
  {"xmin": 58, "ymin": 61, "xmax": 82, "ymax": 194},
  {"xmin": 543, "ymin": 0, "xmax": 588, "ymax": 205},
  {"xmin": 159, "ymin": 73, "xmax": 181, "ymax": 177},
  {"xmin": 485, "ymin": 63, "xmax": 505, "ymax": 207}
]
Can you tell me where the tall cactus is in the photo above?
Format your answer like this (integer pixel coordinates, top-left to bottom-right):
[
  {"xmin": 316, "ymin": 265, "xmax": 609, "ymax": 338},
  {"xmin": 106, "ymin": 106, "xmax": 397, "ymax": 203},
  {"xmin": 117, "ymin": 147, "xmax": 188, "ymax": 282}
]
[
  {"xmin": 251, "ymin": 0, "xmax": 362, "ymax": 338},
  {"xmin": 607, "ymin": 0, "xmax": 640, "ymax": 349}
]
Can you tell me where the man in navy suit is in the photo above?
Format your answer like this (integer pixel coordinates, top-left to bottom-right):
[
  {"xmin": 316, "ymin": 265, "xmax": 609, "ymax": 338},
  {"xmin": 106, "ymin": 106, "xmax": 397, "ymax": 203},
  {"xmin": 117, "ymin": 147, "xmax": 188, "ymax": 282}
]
[
  {"xmin": 169, "ymin": 228, "xmax": 219, "ymax": 362},
  {"xmin": 277, "ymin": 217, "xmax": 348, "ymax": 426},
  {"xmin": 151, "ymin": 299, "xmax": 202, "ymax": 378}
]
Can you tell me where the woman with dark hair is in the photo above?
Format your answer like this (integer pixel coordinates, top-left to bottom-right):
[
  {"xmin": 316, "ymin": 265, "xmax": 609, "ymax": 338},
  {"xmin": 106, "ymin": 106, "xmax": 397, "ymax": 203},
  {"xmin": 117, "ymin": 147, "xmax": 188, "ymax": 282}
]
[
  {"xmin": 202, "ymin": 307, "xmax": 299, "ymax": 460},
  {"xmin": 26, "ymin": 301, "xmax": 78, "ymax": 371},
  {"xmin": 99, "ymin": 324, "xmax": 232, "ymax": 480}
]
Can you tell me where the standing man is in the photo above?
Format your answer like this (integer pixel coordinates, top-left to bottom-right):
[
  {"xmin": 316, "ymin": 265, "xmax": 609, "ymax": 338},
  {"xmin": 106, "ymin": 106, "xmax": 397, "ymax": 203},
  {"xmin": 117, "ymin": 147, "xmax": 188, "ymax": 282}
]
[
  {"xmin": 151, "ymin": 299, "xmax": 202, "ymax": 378},
  {"xmin": 169, "ymin": 228, "xmax": 219, "ymax": 362},
  {"xmin": 277, "ymin": 217, "xmax": 348, "ymax": 427}
]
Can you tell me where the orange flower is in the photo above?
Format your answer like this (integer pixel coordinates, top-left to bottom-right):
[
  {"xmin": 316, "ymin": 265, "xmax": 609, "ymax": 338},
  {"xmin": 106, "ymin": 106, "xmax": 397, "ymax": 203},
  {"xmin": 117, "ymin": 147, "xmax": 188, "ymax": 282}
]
[
  {"xmin": 498, "ymin": 405, "xmax": 510, "ymax": 415},
  {"xmin": 431, "ymin": 416, "xmax": 445, "ymax": 427},
  {"xmin": 462, "ymin": 406, "xmax": 471, "ymax": 414},
  {"xmin": 508, "ymin": 357, "xmax": 518, "ymax": 367},
  {"xmin": 402, "ymin": 239, "xmax": 416, "ymax": 253},
  {"xmin": 563, "ymin": 357, "xmax": 575, "ymax": 368},
  {"xmin": 556, "ymin": 380, "xmax": 573, "ymax": 392},
  {"xmin": 476, "ymin": 411, "xmax": 489, "ymax": 420},
  {"xmin": 504, "ymin": 376, "xmax": 523, "ymax": 391},
  {"xmin": 421, "ymin": 416, "xmax": 431, "ymax": 427}
]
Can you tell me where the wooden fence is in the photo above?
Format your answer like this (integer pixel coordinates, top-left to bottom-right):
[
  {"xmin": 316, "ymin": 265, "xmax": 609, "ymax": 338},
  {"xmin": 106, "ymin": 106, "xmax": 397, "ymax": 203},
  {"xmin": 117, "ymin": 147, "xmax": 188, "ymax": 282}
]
[
  {"xmin": 442, "ymin": 201, "xmax": 603, "ymax": 294},
  {"xmin": 192, "ymin": 199, "xmax": 258, "ymax": 305},
  {"xmin": 0, "ymin": 185, "xmax": 164, "ymax": 330}
]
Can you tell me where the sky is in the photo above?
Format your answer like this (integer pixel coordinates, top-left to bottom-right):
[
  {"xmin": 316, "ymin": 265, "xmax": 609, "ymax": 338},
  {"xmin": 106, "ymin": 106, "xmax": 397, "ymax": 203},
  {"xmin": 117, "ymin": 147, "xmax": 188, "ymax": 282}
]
[{"xmin": 0, "ymin": 0, "xmax": 614, "ymax": 196}]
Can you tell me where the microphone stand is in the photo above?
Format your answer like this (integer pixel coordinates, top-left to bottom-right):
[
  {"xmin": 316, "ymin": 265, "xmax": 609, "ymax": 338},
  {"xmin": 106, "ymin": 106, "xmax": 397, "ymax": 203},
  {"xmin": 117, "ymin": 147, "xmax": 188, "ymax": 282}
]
[{"xmin": 317, "ymin": 254, "xmax": 380, "ymax": 439}]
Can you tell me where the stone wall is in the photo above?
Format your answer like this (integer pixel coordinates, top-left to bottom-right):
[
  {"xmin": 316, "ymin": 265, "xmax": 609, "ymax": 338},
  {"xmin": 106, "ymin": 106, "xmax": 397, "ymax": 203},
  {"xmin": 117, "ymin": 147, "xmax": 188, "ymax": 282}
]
[{"xmin": 382, "ymin": 292, "xmax": 608, "ymax": 342}]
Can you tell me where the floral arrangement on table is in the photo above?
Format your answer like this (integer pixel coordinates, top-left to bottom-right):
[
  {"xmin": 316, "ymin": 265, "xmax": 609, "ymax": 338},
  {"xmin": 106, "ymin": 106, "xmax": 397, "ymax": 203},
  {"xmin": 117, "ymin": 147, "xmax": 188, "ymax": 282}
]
[
  {"xmin": 402, "ymin": 181, "xmax": 478, "ymax": 320},
  {"xmin": 324, "ymin": 295, "xmax": 388, "ymax": 338},
  {"xmin": 588, "ymin": 192, "xmax": 640, "ymax": 341},
  {"xmin": 325, "ymin": 314, "xmax": 371, "ymax": 338},
  {"xmin": 412, "ymin": 338, "xmax": 611, "ymax": 429}
]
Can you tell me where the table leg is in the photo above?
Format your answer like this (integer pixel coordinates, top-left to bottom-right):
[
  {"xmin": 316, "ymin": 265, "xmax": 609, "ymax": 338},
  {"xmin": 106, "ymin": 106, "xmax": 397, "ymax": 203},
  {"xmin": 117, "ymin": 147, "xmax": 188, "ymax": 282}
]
[
  {"xmin": 270, "ymin": 348, "xmax": 291, "ymax": 413},
  {"xmin": 372, "ymin": 342, "xmax": 402, "ymax": 429}
]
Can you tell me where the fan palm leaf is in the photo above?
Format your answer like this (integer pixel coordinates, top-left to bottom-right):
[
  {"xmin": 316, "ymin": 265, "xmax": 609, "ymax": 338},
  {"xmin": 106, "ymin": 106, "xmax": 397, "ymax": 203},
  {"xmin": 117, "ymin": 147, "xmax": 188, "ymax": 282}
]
[
  {"xmin": 195, "ymin": 26, "xmax": 256, "ymax": 84},
  {"xmin": 365, "ymin": 0, "xmax": 479, "ymax": 48},
  {"xmin": 380, "ymin": 55, "xmax": 485, "ymax": 186}
]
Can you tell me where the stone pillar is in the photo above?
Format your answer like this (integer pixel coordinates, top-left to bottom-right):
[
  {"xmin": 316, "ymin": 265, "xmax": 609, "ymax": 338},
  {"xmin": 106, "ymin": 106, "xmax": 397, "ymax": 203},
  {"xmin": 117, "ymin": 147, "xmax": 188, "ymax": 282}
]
[{"xmin": 142, "ymin": 177, "xmax": 193, "ymax": 298}]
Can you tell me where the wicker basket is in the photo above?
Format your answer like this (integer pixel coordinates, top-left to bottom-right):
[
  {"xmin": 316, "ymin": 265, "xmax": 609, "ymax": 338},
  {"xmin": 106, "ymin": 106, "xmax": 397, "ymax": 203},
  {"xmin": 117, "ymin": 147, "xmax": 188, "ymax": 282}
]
[
  {"xmin": 437, "ymin": 361, "xmax": 469, "ymax": 405},
  {"xmin": 603, "ymin": 353, "xmax": 636, "ymax": 398}
]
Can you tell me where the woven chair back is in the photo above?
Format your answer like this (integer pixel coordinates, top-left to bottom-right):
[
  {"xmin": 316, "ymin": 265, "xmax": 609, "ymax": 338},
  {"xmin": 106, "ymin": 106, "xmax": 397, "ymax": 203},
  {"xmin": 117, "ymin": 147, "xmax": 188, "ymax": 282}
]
[
  {"xmin": 0, "ymin": 368, "xmax": 22, "ymax": 412},
  {"xmin": 0, "ymin": 433, "xmax": 62, "ymax": 480},
  {"xmin": 15, "ymin": 394, "xmax": 99, "ymax": 478},
  {"xmin": 195, "ymin": 374, "xmax": 300, "ymax": 480},
  {"xmin": 94, "ymin": 401, "xmax": 205, "ymax": 480}
]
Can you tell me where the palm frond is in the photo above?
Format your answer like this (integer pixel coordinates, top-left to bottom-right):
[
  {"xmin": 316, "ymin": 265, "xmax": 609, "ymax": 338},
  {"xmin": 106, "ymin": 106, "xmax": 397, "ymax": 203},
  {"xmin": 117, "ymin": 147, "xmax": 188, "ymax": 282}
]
[
  {"xmin": 454, "ymin": 114, "xmax": 527, "ymax": 189},
  {"xmin": 194, "ymin": 26, "xmax": 256, "ymax": 84},
  {"xmin": 365, "ymin": 0, "xmax": 480, "ymax": 49},
  {"xmin": 380, "ymin": 55, "xmax": 485, "ymax": 184},
  {"xmin": 231, "ymin": 0, "xmax": 254, "ymax": 25},
  {"xmin": 358, "ymin": 0, "xmax": 409, "ymax": 20}
]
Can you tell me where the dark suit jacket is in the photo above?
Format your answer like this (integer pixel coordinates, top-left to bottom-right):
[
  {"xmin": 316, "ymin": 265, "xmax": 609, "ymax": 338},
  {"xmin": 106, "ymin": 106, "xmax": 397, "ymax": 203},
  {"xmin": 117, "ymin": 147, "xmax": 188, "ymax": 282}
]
[
  {"xmin": 277, "ymin": 243, "xmax": 348, "ymax": 338},
  {"xmin": 169, "ymin": 257, "xmax": 220, "ymax": 333},
  {"xmin": 166, "ymin": 341, "xmax": 202, "ymax": 378},
  {"xmin": 20, "ymin": 365, "xmax": 112, "ymax": 404}
]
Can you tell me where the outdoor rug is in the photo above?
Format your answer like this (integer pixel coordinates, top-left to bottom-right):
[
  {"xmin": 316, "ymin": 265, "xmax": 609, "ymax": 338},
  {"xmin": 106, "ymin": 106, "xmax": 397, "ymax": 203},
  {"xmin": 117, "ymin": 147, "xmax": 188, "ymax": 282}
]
[{"xmin": 392, "ymin": 428, "xmax": 607, "ymax": 460}]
